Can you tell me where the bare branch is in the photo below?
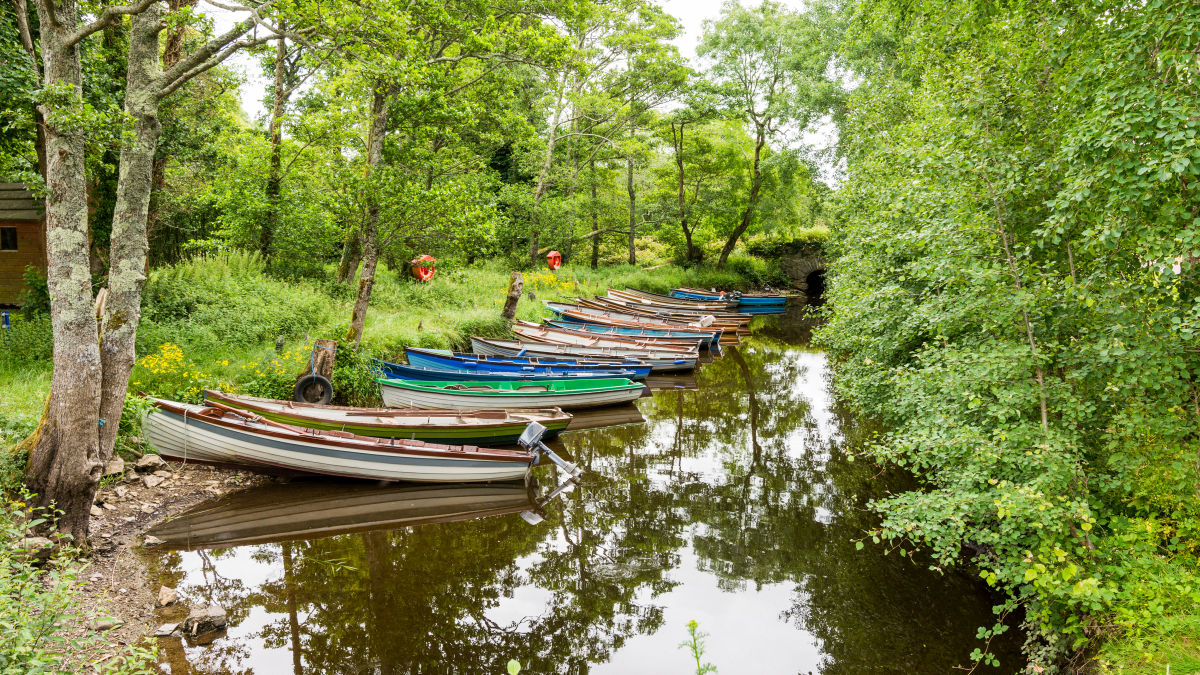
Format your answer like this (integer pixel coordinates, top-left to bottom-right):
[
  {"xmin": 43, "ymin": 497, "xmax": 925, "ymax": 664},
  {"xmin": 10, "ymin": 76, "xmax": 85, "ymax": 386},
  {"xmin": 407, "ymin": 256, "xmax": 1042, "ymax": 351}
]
[
  {"xmin": 65, "ymin": 0, "xmax": 160, "ymax": 48},
  {"xmin": 158, "ymin": 34, "xmax": 272, "ymax": 98},
  {"xmin": 10, "ymin": 0, "xmax": 41, "ymax": 78}
]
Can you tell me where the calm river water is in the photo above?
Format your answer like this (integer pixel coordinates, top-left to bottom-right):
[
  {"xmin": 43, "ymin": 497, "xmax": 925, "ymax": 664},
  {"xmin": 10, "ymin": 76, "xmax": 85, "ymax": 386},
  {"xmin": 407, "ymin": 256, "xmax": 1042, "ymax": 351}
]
[{"xmin": 148, "ymin": 305, "xmax": 1023, "ymax": 674}]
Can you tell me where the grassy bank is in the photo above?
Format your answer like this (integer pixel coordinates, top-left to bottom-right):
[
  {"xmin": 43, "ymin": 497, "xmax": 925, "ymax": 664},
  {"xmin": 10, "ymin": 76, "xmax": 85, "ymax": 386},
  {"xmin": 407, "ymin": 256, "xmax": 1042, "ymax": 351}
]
[{"xmin": 0, "ymin": 252, "xmax": 771, "ymax": 444}]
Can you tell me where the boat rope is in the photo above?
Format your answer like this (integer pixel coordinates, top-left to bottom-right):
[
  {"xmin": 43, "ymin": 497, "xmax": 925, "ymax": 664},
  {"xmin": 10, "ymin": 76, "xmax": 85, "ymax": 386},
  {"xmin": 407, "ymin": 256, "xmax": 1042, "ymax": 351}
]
[{"xmin": 182, "ymin": 407, "xmax": 189, "ymax": 468}]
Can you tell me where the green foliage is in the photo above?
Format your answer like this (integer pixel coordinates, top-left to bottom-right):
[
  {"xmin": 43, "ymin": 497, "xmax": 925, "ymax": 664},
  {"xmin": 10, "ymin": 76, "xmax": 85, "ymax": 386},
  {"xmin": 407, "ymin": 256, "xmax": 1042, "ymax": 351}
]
[
  {"xmin": 17, "ymin": 267, "xmax": 49, "ymax": 318},
  {"xmin": 139, "ymin": 252, "xmax": 330, "ymax": 355},
  {"xmin": 330, "ymin": 346, "xmax": 383, "ymax": 407},
  {"xmin": 818, "ymin": 0, "xmax": 1200, "ymax": 667},
  {"xmin": 0, "ymin": 497, "xmax": 157, "ymax": 674},
  {"xmin": 0, "ymin": 313, "xmax": 53, "ymax": 368}
]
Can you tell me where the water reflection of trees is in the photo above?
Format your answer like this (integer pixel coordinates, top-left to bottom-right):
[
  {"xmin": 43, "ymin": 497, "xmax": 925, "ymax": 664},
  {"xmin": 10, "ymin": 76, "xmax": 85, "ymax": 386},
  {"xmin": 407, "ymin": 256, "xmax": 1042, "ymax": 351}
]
[{"xmin": 151, "ymin": 318, "xmax": 1020, "ymax": 673}]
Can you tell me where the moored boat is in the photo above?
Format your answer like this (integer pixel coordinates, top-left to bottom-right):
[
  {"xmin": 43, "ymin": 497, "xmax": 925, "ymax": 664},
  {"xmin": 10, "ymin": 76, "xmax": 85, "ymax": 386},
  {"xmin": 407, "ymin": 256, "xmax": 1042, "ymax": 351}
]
[
  {"xmin": 203, "ymin": 389, "xmax": 573, "ymax": 445},
  {"xmin": 470, "ymin": 337, "xmax": 698, "ymax": 372},
  {"xmin": 545, "ymin": 302, "xmax": 737, "ymax": 345},
  {"xmin": 608, "ymin": 288, "xmax": 736, "ymax": 311},
  {"xmin": 143, "ymin": 398, "xmax": 536, "ymax": 482},
  {"xmin": 544, "ymin": 320, "xmax": 721, "ymax": 350},
  {"xmin": 511, "ymin": 320, "xmax": 703, "ymax": 352},
  {"xmin": 375, "ymin": 358, "xmax": 640, "ymax": 382},
  {"xmin": 580, "ymin": 297, "xmax": 753, "ymax": 325},
  {"xmin": 404, "ymin": 346, "xmax": 652, "ymax": 380},
  {"xmin": 378, "ymin": 377, "xmax": 646, "ymax": 410}
]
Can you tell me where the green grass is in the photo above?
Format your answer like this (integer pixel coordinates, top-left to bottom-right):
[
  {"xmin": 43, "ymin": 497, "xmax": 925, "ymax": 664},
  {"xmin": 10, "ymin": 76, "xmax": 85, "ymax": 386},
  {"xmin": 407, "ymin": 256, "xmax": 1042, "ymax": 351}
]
[{"xmin": 0, "ymin": 253, "xmax": 768, "ymax": 437}]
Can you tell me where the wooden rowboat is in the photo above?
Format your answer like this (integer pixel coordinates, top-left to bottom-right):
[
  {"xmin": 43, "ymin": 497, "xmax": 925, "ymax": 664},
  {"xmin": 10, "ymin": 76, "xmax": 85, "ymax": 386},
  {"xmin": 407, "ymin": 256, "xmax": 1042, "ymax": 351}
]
[
  {"xmin": 545, "ymin": 303, "xmax": 737, "ymax": 345},
  {"xmin": 673, "ymin": 286, "xmax": 787, "ymax": 307},
  {"xmin": 203, "ymin": 390, "xmax": 572, "ymax": 445},
  {"xmin": 375, "ymin": 358, "xmax": 641, "ymax": 382},
  {"xmin": 607, "ymin": 288, "xmax": 736, "ymax": 311},
  {"xmin": 544, "ymin": 320, "xmax": 721, "ymax": 350},
  {"xmin": 511, "ymin": 320, "xmax": 704, "ymax": 352},
  {"xmin": 144, "ymin": 398, "xmax": 536, "ymax": 482},
  {"xmin": 580, "ymin": 297, "xmax": 753, "ymax": 325},
  {"xmin": 404, "ymin": 346, "xmax": 652, "ymax": 380},
  {"xmin": 470, "ymin": 337, "xmax": 698, "ymax": 372},
  {"xmin": 378, "ymin": 377, "xmax": 645, "ymax": 410}
]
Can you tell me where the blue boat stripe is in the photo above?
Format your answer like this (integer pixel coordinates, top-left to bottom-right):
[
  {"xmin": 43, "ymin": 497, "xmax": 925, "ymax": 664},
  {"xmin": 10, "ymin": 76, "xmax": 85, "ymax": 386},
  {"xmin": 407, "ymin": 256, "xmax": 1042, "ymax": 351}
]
[{"xmin": 160, "ymin": 410, "xmax": 528, "ymax": 469}]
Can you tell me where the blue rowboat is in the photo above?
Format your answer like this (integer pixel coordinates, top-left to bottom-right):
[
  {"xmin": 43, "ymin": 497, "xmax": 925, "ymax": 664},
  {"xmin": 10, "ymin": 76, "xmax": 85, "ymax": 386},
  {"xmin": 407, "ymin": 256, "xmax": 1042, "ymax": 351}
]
[
  {"xmin": 374, "ymin": 359, "xmax": 641, "ymax": 382},
  {"xmin": 545, "ymin": 320, "xmax": 721, "ymax": 350},
  {"xmin": 737, "ymin": 295, "xmax": 787, "ymax": 307},
  {"xmin": 671, "ymin": 287, "xmax": 787, "ymax": 307},
  {"xmin": 670, "ymin": 287, "xmax": 730, "ymax": 302},
  {"xmin": 404, "ymin": 347, "xmax": 652, "ymax": 380}
]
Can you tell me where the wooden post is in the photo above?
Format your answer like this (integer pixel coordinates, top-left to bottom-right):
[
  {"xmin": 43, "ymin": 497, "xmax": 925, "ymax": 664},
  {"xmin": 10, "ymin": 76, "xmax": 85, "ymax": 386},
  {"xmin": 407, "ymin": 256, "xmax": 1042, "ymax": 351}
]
[
  {"xmin": 299, "ymin": 339, "xmax": 338, "ymax": 384},
  {"xmin": 501, "ymin": 272, "xmax": 523, "ymax": 323}
]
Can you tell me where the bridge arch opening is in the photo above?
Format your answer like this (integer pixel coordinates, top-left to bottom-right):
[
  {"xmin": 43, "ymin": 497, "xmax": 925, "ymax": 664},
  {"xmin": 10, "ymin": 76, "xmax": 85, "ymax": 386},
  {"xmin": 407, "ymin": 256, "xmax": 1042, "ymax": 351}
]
[{"xmin": 805, "ymin": 269, "xmax": 826, "ymax": 300}]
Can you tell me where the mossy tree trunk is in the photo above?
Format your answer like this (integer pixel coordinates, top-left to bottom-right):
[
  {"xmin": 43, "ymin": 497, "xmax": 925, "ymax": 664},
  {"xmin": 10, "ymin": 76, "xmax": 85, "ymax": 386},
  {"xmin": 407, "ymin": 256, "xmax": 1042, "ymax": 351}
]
[
  {"xmin": 346, "ymin": 85, "xmax": 389, "ymax": 347},
  {"xmin": 24, "ymin": 0, "xmax": 275, "ymax": 541}
]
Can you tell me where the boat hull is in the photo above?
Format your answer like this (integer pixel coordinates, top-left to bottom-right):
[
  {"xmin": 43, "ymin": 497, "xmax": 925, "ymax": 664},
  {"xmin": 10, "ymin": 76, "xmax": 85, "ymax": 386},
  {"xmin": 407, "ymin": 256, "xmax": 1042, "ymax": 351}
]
[
  {"xmin": 144, "ymin": 402, "xmax": 532, "ymax": 482},
  {"xmin": 378, "ymin": 378, "xmax": 645, "ymax": 410},
  {"xmin": 204, "ymin": 391, "xmax": 572, "ymax": 445},
  {"xmin": 404, "ymin": 347, "xmax": 652, "ymax": 380},
  {"xmin": 376, "ymin": 359, "xmax": 639, "ymax": 382},
  {"xmin": 470, "ymin": 337, "xmax": 697, "ymax": 372},
  {"xmin": 544, "ymin": 320, "xmax": 720, "ymax": 349}
]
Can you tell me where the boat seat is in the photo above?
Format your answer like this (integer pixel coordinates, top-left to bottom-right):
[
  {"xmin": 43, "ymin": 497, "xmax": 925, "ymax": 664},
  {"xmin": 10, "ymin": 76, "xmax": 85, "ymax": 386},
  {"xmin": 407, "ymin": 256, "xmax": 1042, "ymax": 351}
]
[{"xmin": 516, "ymin": 385, "xmax": 549, "ymax": 392}]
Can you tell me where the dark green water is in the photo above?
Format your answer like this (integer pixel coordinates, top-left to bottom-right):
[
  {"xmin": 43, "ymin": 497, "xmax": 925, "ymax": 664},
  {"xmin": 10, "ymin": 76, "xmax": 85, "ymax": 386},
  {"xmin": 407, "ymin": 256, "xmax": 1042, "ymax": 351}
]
[{"xmin": 148, "ymin": 306, "xmax": 1022, "ymax": 674}]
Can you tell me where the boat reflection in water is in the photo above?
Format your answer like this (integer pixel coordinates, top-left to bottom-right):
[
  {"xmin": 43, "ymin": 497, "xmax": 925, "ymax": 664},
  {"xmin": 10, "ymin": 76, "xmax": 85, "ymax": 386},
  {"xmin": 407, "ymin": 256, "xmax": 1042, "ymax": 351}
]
[{"xmin": 146, "ymin": 475, "xmax": 579, "ymax": 551}]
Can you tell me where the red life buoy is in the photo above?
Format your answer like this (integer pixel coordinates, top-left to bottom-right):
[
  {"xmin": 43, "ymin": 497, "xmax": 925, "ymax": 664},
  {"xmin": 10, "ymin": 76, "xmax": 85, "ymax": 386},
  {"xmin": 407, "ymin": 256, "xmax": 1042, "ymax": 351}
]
[
  {"xmin": 410, "ymin": 255, "xmax": 436, "ymax": 282},
  {"xmin": 546, "ymin": 250, "xmax": 562, "ymax": 270}
]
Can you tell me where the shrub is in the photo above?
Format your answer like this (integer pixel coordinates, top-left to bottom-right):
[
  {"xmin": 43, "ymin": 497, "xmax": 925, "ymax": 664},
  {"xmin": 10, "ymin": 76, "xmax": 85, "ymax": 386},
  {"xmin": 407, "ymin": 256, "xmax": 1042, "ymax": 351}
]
[
  {"xmin": 331, "ymin": 346, "xmax": 382, "ymax": 407},
  {"xmin": 0, "ymin": 497, "xmax": 157, "ymax": 674},
  {"xmin": 0, "ymin": 313, "xmax": 53, "ymax": 369}
]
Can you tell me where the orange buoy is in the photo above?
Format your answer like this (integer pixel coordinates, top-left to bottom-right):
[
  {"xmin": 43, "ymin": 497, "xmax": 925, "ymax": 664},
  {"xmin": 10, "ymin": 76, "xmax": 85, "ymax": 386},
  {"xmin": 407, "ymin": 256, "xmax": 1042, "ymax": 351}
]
[
  {"xmin": 410, "ymin": 254, "xmax": 436, "ymax": 282},
  {"xmin": 546, "ymin": 250, "xmax": 562, "ymax": 270}
]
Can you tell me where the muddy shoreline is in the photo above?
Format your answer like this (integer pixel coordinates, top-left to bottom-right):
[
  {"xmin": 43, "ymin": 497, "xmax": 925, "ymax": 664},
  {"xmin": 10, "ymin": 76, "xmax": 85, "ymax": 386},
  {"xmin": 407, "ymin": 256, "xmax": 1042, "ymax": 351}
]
[{"xmin": 78, "ymin": 460, "xmax": 267, "ymax": 661}]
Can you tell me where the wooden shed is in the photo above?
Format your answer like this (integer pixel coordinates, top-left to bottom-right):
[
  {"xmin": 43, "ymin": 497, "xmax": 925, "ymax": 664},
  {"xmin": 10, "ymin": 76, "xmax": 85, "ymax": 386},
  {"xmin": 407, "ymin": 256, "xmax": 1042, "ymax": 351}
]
[{"xmin": 0, "ymin": 183, "xmax": 46, "ymax": 307}]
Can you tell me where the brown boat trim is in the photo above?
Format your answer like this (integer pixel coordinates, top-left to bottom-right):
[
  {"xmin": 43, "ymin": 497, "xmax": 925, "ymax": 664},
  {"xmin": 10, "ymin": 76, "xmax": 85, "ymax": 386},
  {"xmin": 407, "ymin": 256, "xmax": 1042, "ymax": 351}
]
[
  {"xmin": 474, "ymin": 337, "xmax": 698, "ymax": 362},
  {"xmin": 151, "ymin": 398, "xmax": 535, "ymax": 463},
  {"xmin": 579, "ymin": 298, "xmax": 752, "ymax": 324},
  {"xmin": 511, "ymin": 324, "xmax": 700, "ymax": 353},
  {"xmin": 203, "ymin": 390, "xmax": 572, "ymax": 432},
  {"xmin": 607, "ymin": 288, "xmax": 734, "ymax": 310},
  {"xmin": 556, "ymin": 308, "xmax": 734, "ymax": 336},
  {"xmin": 513, "ymin": 320, "xmax": 702, "ymax": 348}
]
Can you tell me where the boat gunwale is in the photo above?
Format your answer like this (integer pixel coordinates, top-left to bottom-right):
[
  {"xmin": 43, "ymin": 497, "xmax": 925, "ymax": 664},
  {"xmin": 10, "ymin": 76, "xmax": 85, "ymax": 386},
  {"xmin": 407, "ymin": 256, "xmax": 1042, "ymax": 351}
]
[
  {"xmin": 203, "ymin": 390, "xmax": 573, "ymax": 432},
  {"xmin": 149, "ymin": 398, "xmax": 536, "ymax": 463}
]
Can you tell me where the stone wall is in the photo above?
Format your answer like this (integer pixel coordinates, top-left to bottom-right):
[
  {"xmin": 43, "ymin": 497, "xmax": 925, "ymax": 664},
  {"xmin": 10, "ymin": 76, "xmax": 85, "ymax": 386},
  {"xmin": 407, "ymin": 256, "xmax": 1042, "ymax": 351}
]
[{"xmin": 780, "ymin": 252, "xmax": 825, "ymax": 292}]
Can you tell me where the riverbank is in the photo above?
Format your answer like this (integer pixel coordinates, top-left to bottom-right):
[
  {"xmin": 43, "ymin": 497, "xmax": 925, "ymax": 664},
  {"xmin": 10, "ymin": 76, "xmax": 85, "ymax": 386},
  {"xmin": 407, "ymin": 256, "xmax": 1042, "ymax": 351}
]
[{"xmin": 0, "ymin": 258, "xmax": 782, "ymax": 670}]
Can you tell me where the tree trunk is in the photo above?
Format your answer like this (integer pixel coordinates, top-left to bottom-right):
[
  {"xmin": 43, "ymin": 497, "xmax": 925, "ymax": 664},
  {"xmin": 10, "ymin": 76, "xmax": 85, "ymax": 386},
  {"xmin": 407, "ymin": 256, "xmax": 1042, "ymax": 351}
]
[
  {"xmin": 501, "ymin": 272, "xmax": 523, "ymax": 323},
  {"xmin": 626, "ymin": 155, "xmax": 636, "ymax": 265},
  {"xmin": 336, "ymin": 224, "xmax": 362, "ymax": 284},
  {"xmin": 98, "ymin": 8, "xmax": 165, "ymax": 468},
  {"xmin": 717, "ymin": 125, "xmax": 766, "ymax": 270},
  {"xmin": 673, "ymin": 122, "xmax": 701, "ymax": 264},
  {"xmin": 529, "ymin": 72, "xmax": 567, "ymax": 265},
  {"xmin": 262, "ymin": 29, "xmax": 287, "ymax": 260},
  {"xmin": 25, "ymin": 0, "xmax": 105, "ymax": 539},
  {"xmin": 345, "ymin": 85, "xmax": 389, "ymax": 347},
  {"xmin": 590, "ymin": 159, "xmax": 599, "ymax": 269}
]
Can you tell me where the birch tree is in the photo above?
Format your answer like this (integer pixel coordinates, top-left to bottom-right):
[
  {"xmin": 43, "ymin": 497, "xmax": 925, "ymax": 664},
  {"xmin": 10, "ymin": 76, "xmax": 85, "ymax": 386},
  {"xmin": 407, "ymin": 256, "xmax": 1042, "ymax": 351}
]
[{"xmin": 698, "ymin": 0, "xmax": 832, "ymax": 269}]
